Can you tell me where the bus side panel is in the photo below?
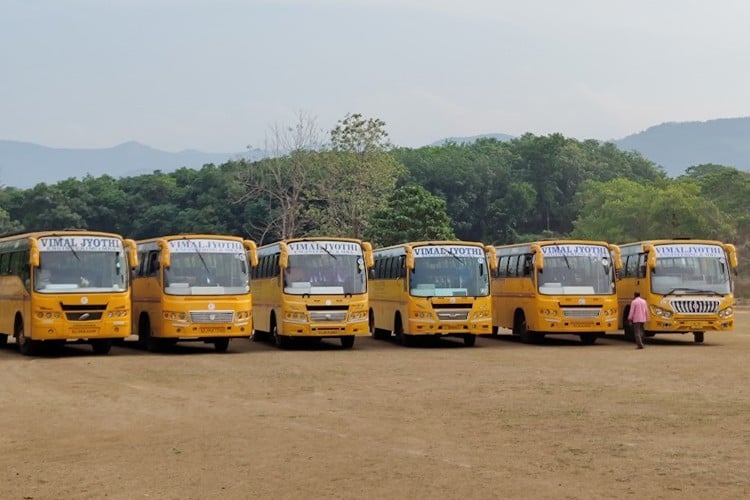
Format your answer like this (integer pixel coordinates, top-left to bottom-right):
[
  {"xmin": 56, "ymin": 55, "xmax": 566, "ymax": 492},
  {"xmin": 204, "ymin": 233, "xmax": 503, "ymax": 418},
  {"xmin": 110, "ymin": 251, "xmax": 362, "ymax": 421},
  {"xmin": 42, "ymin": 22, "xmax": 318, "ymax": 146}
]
[{"xmin": 0, "ymin": 276, "xmax": 28, "ymax": 337}]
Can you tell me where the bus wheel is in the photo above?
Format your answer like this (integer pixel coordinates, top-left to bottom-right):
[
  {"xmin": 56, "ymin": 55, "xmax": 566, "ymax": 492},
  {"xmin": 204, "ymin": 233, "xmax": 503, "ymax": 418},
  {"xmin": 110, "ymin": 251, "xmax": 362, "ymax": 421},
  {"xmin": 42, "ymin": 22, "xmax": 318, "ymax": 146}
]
[
  {"xmin": 91, "ymin": 339, "xmax": 112, "ymax": 355},
  {"xmin": 271, "ymin": 321, "xmax": 289, "ymax": 349},
  {"xmin": 693, "ymin": 331, "xmax": 704, "ymax": 344},
  {"xmin": 395, "ymin": 317, "xmax": 411, "ymax": 346},
  {"xmin": 463, "ymin": 334, "xmax": 477, "ymax": 347},
  {"xmin": 15, "ymin": 319, "xmax": 37, "ymax": 356},
  {"xmin": 214, "ymin": 338, "xmax": 230, "ymax": 352},
  {"xmin": 0, "ymin": 333, "xmax": 7, "ymax": 347},
  {"xmin": 514, "ymin": 313, "xmax": 537, "ymax": 343},
  {"xmin": 491, "ymin": 326, "xmax": 499, "ymax": 336},
  {"xmin": 579, "ymin": 333, "xmax": 597, "ymax": 345},
  {"xmin": 370, "ymin": 315, "xmax": 388, "ymax": 340},
  {"xmin": 137, "ymin": 316, "xmax": 151, "ymax": 350},
  {"xmin": 340, "ymin": 336, "xmax": 355, "ymax": 349}
]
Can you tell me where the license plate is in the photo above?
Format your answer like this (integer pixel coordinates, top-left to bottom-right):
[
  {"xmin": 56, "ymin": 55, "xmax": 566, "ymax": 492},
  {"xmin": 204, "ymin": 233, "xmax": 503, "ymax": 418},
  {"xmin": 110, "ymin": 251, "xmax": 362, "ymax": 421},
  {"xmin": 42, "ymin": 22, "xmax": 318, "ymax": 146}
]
[
  {"xmin": 199, "ymin": 326, "xmax": 225, "ymax": 333},
  {"xmin": 315, "ymin": 329, "xmax": 342, "ymax": 335},
  {"xmin": 72, "ymin": 327, "xmax": 99, "ymax": 335}
]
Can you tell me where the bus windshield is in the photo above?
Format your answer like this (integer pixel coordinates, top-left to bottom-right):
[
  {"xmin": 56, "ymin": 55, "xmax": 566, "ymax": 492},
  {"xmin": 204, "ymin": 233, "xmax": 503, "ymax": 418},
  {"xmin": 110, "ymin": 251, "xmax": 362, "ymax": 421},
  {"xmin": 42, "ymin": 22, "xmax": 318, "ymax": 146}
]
[
  {"xmin": 411, "ymin": 255, "xmax": 490, "ymax": 297},
  {"xmin": 35, "ymin": 250, "xmax": 128, "ymax": 293},
  {"xmin": 652, "ymin": 256, "xmax": 731, "ymax": 295},
  {"xmin": 164, "ymin": 250, "xmax": 249, "ymax": 296},
  {"xmin": 284, "ymin": 254, "xmax": 366, "ymax": 295},
  {"xmin": 538, "ymin": 255, "xmax": 615, "ymax": 295}
]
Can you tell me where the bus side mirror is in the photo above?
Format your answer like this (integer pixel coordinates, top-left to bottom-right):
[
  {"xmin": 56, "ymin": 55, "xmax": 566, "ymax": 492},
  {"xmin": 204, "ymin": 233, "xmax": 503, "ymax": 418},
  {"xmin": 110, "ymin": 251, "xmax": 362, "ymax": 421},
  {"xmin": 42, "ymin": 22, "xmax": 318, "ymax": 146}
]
[
  {"xmin": 244, "ymin": 240, "xmax": 259, "ymax": 267},
  {"xmin": 608, "ymin": 244, "xmax": 623, "ymax": 271},
  {"xmin": 644, "ymin": 244, "xmax": 657, "ymax": 271},
  {"xmin": 279, "ymin": 242, "xmax": 289, "ymax": 269},
  {"xmin": 485, "ymin": 245, "xmax": 498, "ymax": 271},
  {"xmin": 362, "ymin": 242, "xmax": 375, "ymax": 269},
  {"xmin": 157, "ymin": 239, "xmax": 171, "ymax": 268},
  {"xmin": 405, "ymin": 247, "xmax": 414, "ymax": 270},
  {"xmin": 124, "ymin": 239, "xmax": 138, "ymax": 269},
  {"xmin": 29, "ymin": 238, "xmax": 40, "ymax": 267},
  {"xmin": 724, "ymin": 243, "xmax": 738, "ymax": 270},
  {"xmin": 530, "ymin": 244, "xmax": 543, "ymax": 271}
]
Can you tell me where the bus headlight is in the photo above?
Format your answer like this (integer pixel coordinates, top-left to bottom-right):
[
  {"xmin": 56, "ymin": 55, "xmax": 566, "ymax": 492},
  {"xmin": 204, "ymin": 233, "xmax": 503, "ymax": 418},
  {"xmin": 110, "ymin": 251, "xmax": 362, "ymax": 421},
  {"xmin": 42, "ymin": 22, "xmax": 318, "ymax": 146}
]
[
  {"xmin": 472, "ymin": 310, "xmax": 490, "ymax": 319},
  {"xmin": 719, "ymin": 307, "xmax": 734, "ymax": 319},
  {"xmin": 413, "ymin": 311, "xmax": 432, "ymax": 320},
  {"xmin": 541, "ymin": 309, "xmax": 557, "ymax": 317},
  {"xmin": 284, "ymin": 311, "xmax": 307, "ymax": 321},
  {"xmin": 652, "ymin": 306, "xmax": 673, "ymax": 319},
  {"xmin": 349, "ymin": 311, "xmax": 368, "ymax": 321}
]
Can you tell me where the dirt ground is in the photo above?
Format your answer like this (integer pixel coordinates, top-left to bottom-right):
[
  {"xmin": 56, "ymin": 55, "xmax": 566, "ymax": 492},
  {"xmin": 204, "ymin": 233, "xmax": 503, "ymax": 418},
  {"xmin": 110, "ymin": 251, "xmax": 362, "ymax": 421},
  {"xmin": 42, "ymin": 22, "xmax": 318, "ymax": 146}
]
[{"xmin": 2, "ymin": 312, "xmax": 750, "ymax": 500}]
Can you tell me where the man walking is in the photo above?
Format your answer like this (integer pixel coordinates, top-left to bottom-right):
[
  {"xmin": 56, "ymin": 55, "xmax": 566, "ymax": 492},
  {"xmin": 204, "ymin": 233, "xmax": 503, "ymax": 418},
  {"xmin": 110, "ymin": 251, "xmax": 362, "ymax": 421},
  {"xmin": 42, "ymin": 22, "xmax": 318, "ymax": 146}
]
[{"xmin": 628, "ymin": 291, "xmax": 649, "ymax": 349}]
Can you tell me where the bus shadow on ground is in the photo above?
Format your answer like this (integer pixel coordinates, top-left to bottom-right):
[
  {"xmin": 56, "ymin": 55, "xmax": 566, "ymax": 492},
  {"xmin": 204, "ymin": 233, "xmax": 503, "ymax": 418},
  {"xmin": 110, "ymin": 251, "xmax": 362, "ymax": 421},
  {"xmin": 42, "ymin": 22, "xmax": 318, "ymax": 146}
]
[
  {"xmin": 372, "ymin": 335, "xmax": 476, "ymax": 349},
  {"xmin": 603, "ymin": 333, "xmax": 716, "ymax": 347},
  {"xmin": 482, "ymin": 333, "xmax": 603, "ymax": 347},
  {"xmin": 115, "ymin": 339, "xmax": 244, "ymax": 355}
]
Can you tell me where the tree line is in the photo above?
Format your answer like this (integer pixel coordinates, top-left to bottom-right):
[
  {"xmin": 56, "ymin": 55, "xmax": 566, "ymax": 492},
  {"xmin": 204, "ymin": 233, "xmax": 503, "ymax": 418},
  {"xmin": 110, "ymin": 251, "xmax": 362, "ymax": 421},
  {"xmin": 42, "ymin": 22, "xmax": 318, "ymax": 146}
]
[{"xmin": 1, "ymin": 113, "xmax": 748, "ymax": 295}]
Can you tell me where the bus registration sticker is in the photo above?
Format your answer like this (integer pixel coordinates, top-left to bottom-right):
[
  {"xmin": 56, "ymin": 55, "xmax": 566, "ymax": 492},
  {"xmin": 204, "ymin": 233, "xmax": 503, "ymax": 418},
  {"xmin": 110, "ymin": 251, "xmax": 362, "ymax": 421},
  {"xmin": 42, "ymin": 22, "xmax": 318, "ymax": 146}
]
[
  {"xmin": 72, "ymin": 326, "xmax": 99, "ymax": 335},
  {"xmin": 200, "ymin": 326, "xmax": 225, "ymax": 333}
]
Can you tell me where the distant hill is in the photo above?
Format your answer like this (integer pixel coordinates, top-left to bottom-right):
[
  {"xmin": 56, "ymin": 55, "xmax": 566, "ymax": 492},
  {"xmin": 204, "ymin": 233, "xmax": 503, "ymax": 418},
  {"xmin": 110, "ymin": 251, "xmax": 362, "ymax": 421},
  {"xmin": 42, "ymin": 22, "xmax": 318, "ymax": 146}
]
[
  {"xmin": 0, "ymin": 140, "xmax": 266, "ymax": 189},
  {"xmin": 615, "ymin": 117, "xmax": 750, "ymax": 177},
  {"xmin": 431, "ymin": 133, "xmax": 515, "ymax": 146}
]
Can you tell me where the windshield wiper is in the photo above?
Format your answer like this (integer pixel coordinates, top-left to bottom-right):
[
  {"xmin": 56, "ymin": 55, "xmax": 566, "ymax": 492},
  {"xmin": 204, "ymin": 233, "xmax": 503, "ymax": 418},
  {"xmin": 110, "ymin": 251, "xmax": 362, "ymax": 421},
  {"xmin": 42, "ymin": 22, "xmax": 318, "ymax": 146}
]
[
  {"xmin": 319, "ymin": 245, "xmax": 338, "ymax": 260},
  {"xmin": 189, "ymin": 240, "xmax": 213, "ymax": 284},
  {"xmin": 553, "ymin": 243, "xmax": 571, "ymax": 269},
  {"xmin": 444, "ymin": 247, "xmax": 464, "ymax": 264},
  {"xmin": 65, "ymin": 239, "xmax": 81, "ymax": 262}
]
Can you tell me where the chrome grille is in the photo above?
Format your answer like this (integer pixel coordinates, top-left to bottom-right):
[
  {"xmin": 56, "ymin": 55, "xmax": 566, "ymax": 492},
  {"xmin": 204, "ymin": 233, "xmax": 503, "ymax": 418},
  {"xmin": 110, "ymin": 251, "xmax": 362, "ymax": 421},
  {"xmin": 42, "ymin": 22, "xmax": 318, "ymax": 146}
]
[
  {"xmin": 309, "ymin": 311, "xmax": 347, "ymax": 322},
  {"xmin": 562, "ymin": 308, "xmax": 600, "ymax": 318},
  {"xmin": 671, "ymin": 299, "xmax": 720, "ymax": 314},
  {"xmin": 437, "ymin": 310, "xmax": 469, "ymax": 321},
  {"xmin": 190, "ymin": 311, "xmax": 234, "ymax": 323}
]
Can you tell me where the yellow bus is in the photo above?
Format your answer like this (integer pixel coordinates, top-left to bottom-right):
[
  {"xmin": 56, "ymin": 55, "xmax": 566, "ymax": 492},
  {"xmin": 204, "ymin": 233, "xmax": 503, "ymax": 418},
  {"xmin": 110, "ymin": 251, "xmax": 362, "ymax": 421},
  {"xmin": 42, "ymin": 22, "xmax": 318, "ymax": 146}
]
[
  {"xmin": 617, "ymin": 239, "xmax": 738, "ymax": 344},
  {"xmin": 369, "ymin": 241, "xmax": 496, "ymax": 347},
  {"xmin": 490, "ymin": 240, "xmax": 621, "ymax": 344},
  {"xmin": 0, "ymin": 230, "xmax": 137, "ymax": 355},
  {"xmin": 251, "ymin": 237, "xmax": 374, "ymax": 349},
  {"xmin": 132, "ymin": 234, "xmax": 258, "ymax": 352}
]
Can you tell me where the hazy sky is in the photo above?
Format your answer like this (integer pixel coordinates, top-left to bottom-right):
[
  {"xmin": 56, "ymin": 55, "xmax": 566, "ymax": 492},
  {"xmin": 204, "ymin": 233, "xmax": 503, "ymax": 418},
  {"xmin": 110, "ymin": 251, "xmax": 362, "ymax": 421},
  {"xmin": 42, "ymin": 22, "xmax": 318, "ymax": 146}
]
[{"xmin": 2, "ymin": 0, "xmax": 749, "ymax": 152}]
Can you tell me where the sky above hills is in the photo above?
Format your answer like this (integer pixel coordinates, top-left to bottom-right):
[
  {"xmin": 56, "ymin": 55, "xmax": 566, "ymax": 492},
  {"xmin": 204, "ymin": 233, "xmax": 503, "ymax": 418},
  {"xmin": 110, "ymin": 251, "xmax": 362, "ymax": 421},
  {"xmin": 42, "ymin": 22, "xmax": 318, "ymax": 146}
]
[{"xmin": 2, "ymin": 0, "xmax": 749, "ymax": 152}]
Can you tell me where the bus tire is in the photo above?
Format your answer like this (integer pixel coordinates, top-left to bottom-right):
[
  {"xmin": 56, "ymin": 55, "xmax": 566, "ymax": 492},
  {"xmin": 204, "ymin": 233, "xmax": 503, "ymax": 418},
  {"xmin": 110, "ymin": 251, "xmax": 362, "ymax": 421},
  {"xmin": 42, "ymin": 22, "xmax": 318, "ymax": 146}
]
[
  {"xmin": 214, "ymin": 338, "xmax": 230, "ymax": 352},
  {"xmin": 579, "ymin": 333, "xmax": 597, "ymax": 345},
  {"xmin": 370, "ymin": 314, "xmax": 389, "ymax": 340},
  {"xmin": 394, "ymin": 316, "xmax": 410, "ymax": 346},
  {"xmin": 15, "ymin": 317, "xmax": 37, "ymax": 356},
  {"xmin": 340, "ymin": 336, "xmax": 355, "ymax": 349},
  {"xmin": 463, "ymin": 334, "xmax": 476, "ymax": 347},
  {"xmin": 491, "ymin": 326, "xmax": 499, "ymax": 336},
  {"xmin": 623, "ymin": 310, "xmax": 634, "ymax": 341},
  {"xmin": 693, "ymin": 331, "xmax": 704, "ymax": 344},
  {"xmin": 91, "ymin": 339, "xmax": 112, "ymax": 355},
  {"xmin": 137, "ymin": 315, "xmax": 151, "ymax": 350},
  {"xmin": 271, "ymin": 319, "xmax": 289, "ymax": 349},
  {"xmin": 514, "ymin": 311, "xmax": 538, "ymax": 343},
  {"xmin": 0, "ymin": 333, "xmax": 7, "ymax": 347}
]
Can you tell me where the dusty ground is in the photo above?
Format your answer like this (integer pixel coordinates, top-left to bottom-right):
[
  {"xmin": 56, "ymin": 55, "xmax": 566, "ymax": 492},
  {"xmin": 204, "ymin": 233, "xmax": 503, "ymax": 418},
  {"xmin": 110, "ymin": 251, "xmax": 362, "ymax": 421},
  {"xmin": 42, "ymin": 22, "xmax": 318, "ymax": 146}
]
[{"xmin": 2, "ymin": 312, "xmax": 750, "ymax": 500}]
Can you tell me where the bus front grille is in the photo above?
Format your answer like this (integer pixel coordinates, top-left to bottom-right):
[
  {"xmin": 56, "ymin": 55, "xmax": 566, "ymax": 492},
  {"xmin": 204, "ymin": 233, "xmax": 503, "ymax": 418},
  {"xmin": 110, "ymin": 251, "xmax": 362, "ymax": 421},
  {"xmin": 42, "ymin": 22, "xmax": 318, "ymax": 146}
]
[
  {"xmin": 190, "ymin": 311, "xmax": 234, "ymax": 323},
  {"xmin": 309, "ymin": 311, "xmax": 347, "ymax": 322},
  {"xmin": 436, "ymin": 310, "xmax": 470, "ymax": 321},
  {"xmin": 562, "ymin": 308, "xmax": 600, "ymax": 318},
  {"xmin": 671, "ymin": 299, "xmax": 720, "ymax": 314}
]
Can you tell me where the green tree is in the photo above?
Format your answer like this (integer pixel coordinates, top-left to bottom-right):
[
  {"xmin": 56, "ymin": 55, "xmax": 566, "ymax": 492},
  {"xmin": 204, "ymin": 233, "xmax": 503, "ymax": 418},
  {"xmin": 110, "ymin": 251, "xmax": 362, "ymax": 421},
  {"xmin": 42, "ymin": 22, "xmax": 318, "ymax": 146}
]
[
  {"xmin": 366, "ymin": 185, "xmax": 455, "ymax": 247},
  {"xmin": 312, "ymin": 113, "xmax": 404, "ymax": 238},
  {"xmin": 571, "ymin": 178, "xmax": 735, "ymax": 243}
]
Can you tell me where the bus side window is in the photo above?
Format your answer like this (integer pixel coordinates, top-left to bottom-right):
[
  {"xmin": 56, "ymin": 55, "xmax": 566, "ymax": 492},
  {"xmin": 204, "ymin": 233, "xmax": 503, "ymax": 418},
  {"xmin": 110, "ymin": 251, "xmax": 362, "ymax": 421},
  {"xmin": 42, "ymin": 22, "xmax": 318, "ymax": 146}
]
[
  {"xmin": 522, "ymin": 255, "xmax": 533, "ymax": 276},
  {"xmin": 637, "ymin": 254, "xmax": 647, "ymax": 278}
]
